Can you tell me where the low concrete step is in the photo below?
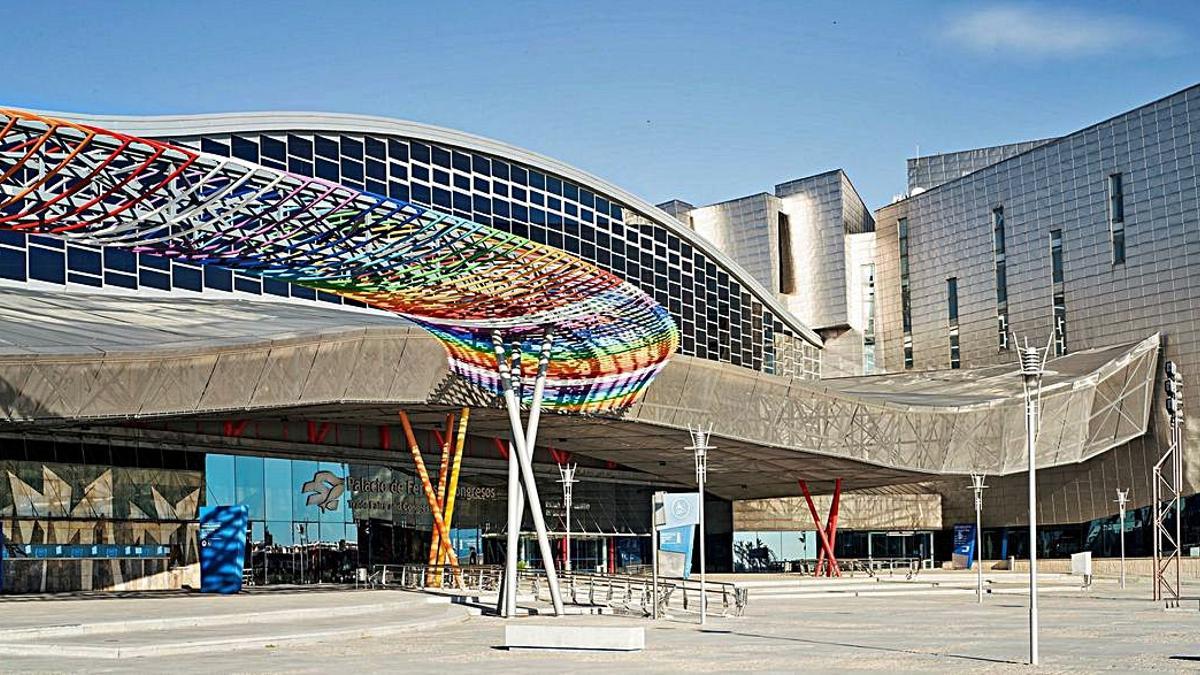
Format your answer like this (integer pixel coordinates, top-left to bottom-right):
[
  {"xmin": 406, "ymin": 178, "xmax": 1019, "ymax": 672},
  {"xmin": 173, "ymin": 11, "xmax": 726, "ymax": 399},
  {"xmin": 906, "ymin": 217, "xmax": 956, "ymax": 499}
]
[
  {"xmin": 505, "ymin": 624, "xmax": 644, "ymax": 651},
  {"xmin": 0, "ymin": 596, "xmax": 445, "ymax": 640},
  {"xmin": 0, "ymin": 602, "xmax": 469, "ymax": 659}
]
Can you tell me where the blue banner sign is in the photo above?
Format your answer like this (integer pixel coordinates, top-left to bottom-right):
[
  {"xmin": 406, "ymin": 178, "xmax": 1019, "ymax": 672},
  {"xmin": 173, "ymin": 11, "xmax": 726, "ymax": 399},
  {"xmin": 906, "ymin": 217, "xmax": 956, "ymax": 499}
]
[
  {"xmin": 199, "ymin": 504, "xmax": 249, "ymax": 594},
  {"xmin": 952, "ymin": 523, "xmax": 977, "ymax": 570}
]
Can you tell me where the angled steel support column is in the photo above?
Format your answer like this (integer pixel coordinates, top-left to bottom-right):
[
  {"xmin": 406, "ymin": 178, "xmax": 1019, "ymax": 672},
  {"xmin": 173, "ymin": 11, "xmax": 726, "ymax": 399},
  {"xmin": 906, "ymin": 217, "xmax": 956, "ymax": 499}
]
[
  {"xmin": 798, "ymin": 479, "xmax": 840, "ymax": 577},
  {"xmin": 498, "ymin": 339, "xmax": 523, "ymax": 617},
  {"xmin": 398, "ymin": 411, "xmax": 459, "ymax": 572},
  {"xmin": 441, "ymin": 408, "xmax": 471, "ymax": 565},
  {"xmin": 493, "ymin": 330, "xmax": 565, "ymax": 616},
  {"xmin": 824, "ymin": 478, "xmax": 842, "ymax": 578},
  {"xmin": 427, "ymin": 412, "xmax": 456, "ymax": 575}
]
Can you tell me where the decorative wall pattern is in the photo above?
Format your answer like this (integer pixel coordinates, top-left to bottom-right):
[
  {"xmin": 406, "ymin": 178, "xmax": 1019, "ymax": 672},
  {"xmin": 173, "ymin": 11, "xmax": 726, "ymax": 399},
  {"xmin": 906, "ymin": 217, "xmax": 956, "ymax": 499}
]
[{"xmin": 0, "ymin": 459, "xmax": 201, "ymax": 593}]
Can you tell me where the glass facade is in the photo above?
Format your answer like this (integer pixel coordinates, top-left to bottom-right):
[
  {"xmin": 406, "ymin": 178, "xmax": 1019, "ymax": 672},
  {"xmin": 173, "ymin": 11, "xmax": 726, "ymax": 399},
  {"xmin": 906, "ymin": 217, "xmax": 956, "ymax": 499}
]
[
  {"xmin": 1108, "ymin": 173, "xmax": 1125, "ymax": 264},
  {"xmin": 168, "ymin": 129, "xmax": 819, "ymax": 378},
  {"xmin": 992, "ymin": 206, "xmax": 1009, "ymax": 351},
  {"xmin": 1050, "ymin": 229, "xmax": 1067, "ymax": 356},
  {"xmin": 861, "ymin": 262, "xmax": 877, "ymax": 374},
  {"xmin": 0, "ymin": 438, "xmax": 203, "ymax": 593},
  {"xmin": 947, "ymin": 276, "xmax": 960, "ymax": 369},
  {"xmin": 0, "ymin": 120, "xmax": 821, "ymax": 380}
]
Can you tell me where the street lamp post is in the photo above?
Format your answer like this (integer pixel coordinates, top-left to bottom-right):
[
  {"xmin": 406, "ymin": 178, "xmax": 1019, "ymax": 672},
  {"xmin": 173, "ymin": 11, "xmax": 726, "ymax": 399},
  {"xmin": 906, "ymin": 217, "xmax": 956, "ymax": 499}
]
[
  {"xmin": 557, "ymin": 462, "xmax": 577, "ymax": 573},
  {"xmin": 1115, "ymin": 489, "xmax": 1129, "ymax": 590},
  {"xmin": 688, "ymin": 424, "xmax": 713, "ymax": 626},
  {"xmin": 969, "ymin": 473, "xmax": 989, "ymax": 603},
  {"xmin": 1017, "ymin": 336, "xmax": 1050, "ymax": 667}
]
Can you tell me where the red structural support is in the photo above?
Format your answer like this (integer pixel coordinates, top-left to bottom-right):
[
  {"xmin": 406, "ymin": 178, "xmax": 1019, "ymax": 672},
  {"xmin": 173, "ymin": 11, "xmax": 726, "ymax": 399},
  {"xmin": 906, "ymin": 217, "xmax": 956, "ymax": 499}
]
[
  {"xmin": 798, "ymin": 478, "xmax": 842, "ymax": 577},
  {"xmin": 491, "ymin": 437, "xmax": 509, "ymax": 460},
  {"xmin": 306, "ymin": 421, "xmax": 333, "ymax": 444},
  {"xmin": 222, "ymin": 420, "xmax": 248, "ymax": 438}
]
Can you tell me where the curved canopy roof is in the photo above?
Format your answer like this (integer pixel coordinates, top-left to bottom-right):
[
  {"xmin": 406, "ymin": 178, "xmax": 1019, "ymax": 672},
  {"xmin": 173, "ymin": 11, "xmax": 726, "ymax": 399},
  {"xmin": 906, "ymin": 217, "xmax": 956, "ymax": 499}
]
[{"xmin": 0, "ymin": 109, "xmax": 678, "ymax": 413}]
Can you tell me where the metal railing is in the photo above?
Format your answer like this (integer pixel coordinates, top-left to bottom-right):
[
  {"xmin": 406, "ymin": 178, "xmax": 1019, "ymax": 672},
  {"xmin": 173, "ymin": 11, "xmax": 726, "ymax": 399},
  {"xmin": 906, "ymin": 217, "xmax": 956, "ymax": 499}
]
[{"xmin": 373, "ymin": 563, "xmax": 747, "ymax": 618}]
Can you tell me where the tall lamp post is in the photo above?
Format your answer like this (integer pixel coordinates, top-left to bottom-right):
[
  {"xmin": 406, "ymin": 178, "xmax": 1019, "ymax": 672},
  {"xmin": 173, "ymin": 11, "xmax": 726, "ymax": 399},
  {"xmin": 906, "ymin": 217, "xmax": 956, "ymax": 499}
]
[
  {"xmin": 1115, "ymin": 489, "xmax": 1129, "ymax": 590},
  {"xmin": 1017, "ymin": 336, "xmax": 1051, "ymax": 667},
  {"xmin": 557, "ymin": 462, "xmax": 577, "ymax": 573},
  {"xmin": 688, "ymin": 424, "xmax": 713, "ymax": 626},
  {"xmin": 969, "ymin": 473, "xmax": 989, "ymax": 603}
]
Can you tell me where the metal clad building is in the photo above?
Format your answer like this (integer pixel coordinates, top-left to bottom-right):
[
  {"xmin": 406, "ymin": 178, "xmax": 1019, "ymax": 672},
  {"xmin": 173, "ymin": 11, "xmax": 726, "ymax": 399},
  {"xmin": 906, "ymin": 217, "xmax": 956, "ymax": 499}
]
[{"xmin": 875, "ymin": 85, "xmax": 1200, "ymax": 528}]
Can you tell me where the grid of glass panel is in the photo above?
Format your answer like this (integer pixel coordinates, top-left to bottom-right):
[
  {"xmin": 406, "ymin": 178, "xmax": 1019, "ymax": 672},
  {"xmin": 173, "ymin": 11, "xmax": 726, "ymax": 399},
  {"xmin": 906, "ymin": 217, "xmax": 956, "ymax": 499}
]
[
  {"xmin": 992, "ymin": 207, "xmax": 1010, "ymax": 350},
  {"xmin": 0, "ymin": 126, "xmax": 819, "ymax": 378},
  {"xmin": 166, "ymin": 130, "xmax": 820, "ymax": 378},
  {"xmin": 947, "ymin": 276, "xmax": 960, "ymax": 369},
  {"xmin": 1050, "ymin": 229, "xmax": 1067, "ymax": 356},
  {"xmin": 861, "ymin": 262, "xmax": 877, "ymax": 374},
  {"xmin": 1108, "ymin": 173, "xmax": 1125, "ymax": 264},
  {"xmin": 0, "ymin": 229, "xmax": 355, "ymax": 307}
]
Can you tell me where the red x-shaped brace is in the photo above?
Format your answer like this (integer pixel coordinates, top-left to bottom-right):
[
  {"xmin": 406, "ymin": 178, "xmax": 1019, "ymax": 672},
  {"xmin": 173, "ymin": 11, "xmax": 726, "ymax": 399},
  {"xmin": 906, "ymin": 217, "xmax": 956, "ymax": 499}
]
[{"xmin": 798, "ymin": 478, "xmax": 842, "ymax": 577}]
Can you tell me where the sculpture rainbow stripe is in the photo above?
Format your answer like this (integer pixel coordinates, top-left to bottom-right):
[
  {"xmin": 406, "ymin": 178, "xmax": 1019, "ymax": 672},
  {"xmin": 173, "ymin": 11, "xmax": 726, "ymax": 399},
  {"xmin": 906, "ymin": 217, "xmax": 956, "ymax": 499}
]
[{"xmin": 0, "ymin": 109, "xmax": 679, "ymax": 412}]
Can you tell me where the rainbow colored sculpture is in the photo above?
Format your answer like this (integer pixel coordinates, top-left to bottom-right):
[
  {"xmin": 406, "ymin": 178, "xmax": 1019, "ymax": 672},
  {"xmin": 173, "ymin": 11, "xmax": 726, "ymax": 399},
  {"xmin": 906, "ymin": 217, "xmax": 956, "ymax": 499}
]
[{"xmin": 0, "ymin": 109, "xmax": 678, "ymax": 412}]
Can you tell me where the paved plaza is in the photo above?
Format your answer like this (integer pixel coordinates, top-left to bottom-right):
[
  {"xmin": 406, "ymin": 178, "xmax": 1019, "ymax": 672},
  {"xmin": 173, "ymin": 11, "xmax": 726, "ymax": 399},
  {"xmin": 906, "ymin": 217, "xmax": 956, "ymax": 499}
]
[{"xmin": 0, "ymin": 573, "xmax": 1197, "ymax": 673}]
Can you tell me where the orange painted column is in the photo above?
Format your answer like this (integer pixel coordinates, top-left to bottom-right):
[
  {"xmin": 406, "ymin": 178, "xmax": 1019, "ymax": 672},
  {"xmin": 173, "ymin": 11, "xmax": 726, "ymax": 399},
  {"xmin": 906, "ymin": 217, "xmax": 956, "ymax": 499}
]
[
  {"xmin": 399, "ymin": 410, "xmax": 458, "ymax": 568},
  {"xmin": 427, "ymin": 413, "xmax": 456, "ymax": 569},
  {"xmin": 439, "ymin": 407, "xmax": 471, "ymax": 565}
]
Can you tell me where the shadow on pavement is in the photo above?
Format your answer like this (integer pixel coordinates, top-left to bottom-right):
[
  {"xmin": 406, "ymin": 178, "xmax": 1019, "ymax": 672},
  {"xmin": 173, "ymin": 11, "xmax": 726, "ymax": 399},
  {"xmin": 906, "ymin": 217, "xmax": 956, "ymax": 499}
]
[{"xmin": 719, "ymin": 630, "xmax": 1022, "ymax": 665}]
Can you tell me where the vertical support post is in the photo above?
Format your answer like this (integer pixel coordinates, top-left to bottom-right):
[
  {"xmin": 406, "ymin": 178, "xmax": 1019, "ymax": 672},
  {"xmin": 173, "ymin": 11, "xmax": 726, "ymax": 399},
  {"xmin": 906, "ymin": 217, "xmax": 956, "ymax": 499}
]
[
  {"xmin": 492, "ymin": 330, "xmax": 564, "ymax": 616},
  {"xmin": 1025, "ymin": 365, "xmax": 1039, "ymax": 666},
  {"xmin": 1017, "ymin": 337, "xmax": 1048, "ymax": 667},
  {"xmin": 557, "ymin": 461, "xmax": 577, "ymax": 573},
  {"xmin": 689, "ymin": 424, "xmax": 712, "ymax": 626},
  {"xmin": 652, "ymin": 491, "xmax": 660, "ymax": 620},
  {"xmin": 1154, "ymin": 359, "xmax": 1185, "ymax": 606},
  {"xmin": 499, "ymin": 338, "xmax": 523, "ymax": 617},
  {"xmin": 427, "ymin": 413, "xmax": 456, "ymax": 574},
  {"xmin": 1115, "ymin": 489, "xmax": 1128, "ymax": 590},
  {"xmin": 970, "ymin": 473, "xmax": 988, "ymax": 603},
  {"xmin": 441, "ymin": 408, "xmax": 471, "ymax": 568}
]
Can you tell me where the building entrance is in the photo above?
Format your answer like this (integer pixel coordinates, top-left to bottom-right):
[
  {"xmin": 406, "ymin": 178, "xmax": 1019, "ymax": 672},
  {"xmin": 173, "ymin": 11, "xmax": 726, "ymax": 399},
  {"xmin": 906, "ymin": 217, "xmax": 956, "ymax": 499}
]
[{"xmin": 866, "ymin": 530, "xmax": 934, "ymax": 563}]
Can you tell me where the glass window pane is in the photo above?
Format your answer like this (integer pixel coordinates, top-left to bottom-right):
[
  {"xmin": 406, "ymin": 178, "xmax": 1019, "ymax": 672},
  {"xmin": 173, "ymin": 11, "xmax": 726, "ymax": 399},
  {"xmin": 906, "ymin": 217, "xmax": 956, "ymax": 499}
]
[
  {"xmin": 264, "ymin": 457, "xmax": 293, "ymax": 522},
  {"xmin": 235, "ymin": 455, "xmax": 265, "ymax": 520},
  {"xmin": 292, "ymin": 459, "xmax": 322, "ymax": 522},
  {"xmin": 205, "ymin": 454, "xmax": 235, "ymax": 506}
]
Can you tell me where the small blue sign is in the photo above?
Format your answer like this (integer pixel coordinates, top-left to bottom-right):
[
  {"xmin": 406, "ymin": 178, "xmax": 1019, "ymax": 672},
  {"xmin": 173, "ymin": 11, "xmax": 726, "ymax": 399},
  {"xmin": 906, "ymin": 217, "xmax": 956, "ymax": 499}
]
[
  {"xmin": 662, "ymin": 492, "xmax": 700, "ymax": 528},
  {"xmin": 659, "ymin": 524, "xmax": 696, "ymax": 578},
  {"xmin": 952, "ymin": 523, "xmax": 977, "ymax": 570},
  {"xmin": 199, "ymin": 505, "xmax": 249, "ymax": 594}
]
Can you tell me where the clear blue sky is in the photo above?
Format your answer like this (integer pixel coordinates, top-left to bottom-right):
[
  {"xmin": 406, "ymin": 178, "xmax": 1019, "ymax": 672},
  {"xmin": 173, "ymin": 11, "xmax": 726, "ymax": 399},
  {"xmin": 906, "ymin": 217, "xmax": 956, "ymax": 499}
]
[{"xmin": 4, "ymin": 1, "xmax": 1197, "ymax": 210}]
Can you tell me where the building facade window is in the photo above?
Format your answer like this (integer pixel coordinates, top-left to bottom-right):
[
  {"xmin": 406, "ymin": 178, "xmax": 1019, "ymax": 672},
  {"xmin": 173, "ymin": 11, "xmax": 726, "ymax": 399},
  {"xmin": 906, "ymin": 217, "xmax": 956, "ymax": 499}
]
[
  {"xmin": 1050, "ymin": 229, "xmax": 1067, "ymax": 356},
  {"xmin": 1108, "ymin": 173, "xmax": 1125, "ymax": 264},
  {"xmin": 947, "ymin": 276, "xmax": 960, "ymax": 369},
  {"xmin": 992, "ymin": 207, "xmax": 1009, "ymax": 350},
  {"xmin": 861, "ymin": 262, "xmax": 876, "ymax": 374},
  {"xmin": 898, "ymin": 218, "xmax": 913, "ymax": 369},
  {"xmin": 777, "ymin": 212, "xmax": 795, "ymax": 294}
]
